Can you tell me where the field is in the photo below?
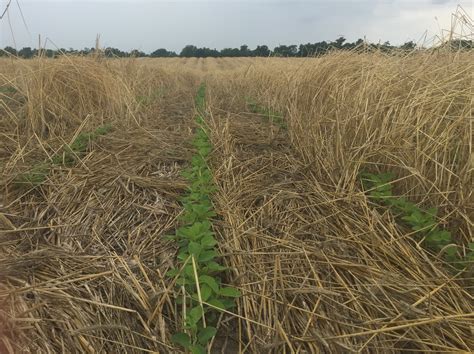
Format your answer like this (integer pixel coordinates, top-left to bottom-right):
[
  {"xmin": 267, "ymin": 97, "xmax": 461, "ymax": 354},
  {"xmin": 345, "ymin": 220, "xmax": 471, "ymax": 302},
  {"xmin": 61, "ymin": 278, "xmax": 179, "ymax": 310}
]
[{"xmin": 0, "ymin": 52, "xmax": 473, "ymax": 353}]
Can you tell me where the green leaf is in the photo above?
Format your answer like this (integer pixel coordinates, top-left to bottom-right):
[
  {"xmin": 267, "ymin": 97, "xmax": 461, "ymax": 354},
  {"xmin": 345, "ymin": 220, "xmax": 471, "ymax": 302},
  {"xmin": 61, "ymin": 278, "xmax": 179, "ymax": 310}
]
[
  {"xmin": 188, "ymin": 306, "xmax": 203, "ymax": 325},
  {"xmin": 206, "ymin": 311, "xmax": 218, "ymax": 324},
  {"xmin": 201, "ymin": 234, "xmax": 217, "ymax": 248},
  {"xmin": 427, "ymin": 207, "xmax": 438, "ymax": 217},
  {"xmin": 198, "ymin": 326, "xmax": 217, "ymax": 345},
  {"xmin": 221, "ymin": 299, "xmax": 236, "ymax": 309},
  {"xmin": 199, "ymin": 284, "xmax": 213, "ymax": 301},
  {"xmin": 207, "ymin": 299, "xmax": 226, "ymax": 310},
  {"xmin": 445, "ymin": 245, "xmax": 457, "ymax": 255},
  {"xmin": 166, "ymin": 268, "xmax": 180, "ymax": 277},
  {"xmin": 184, "ymin": 265, "xmax": 195, "ymax": 278},
  {"xmin": 172, "ymin": 332, "xmax": 191, "ymax": 348},
  {"xmin": 177, "ymin": 239, "xmax": 188, "ymax": 248},
  {"xmin": 177, "ymin": 251, "xmax": 189, "ymax": 261},
  {"xmin": 189, "ymin": 242, "xmax": 202, "ymax": 256},
  {"xmin": 176, "ymin": 277, "xmax": 190, "ymax": 286},
  {"xmin": 205, "ymin": 261, "xmax": 227, "ymax": 272},
  {"xmin": 185, "ymin": 321, "xmax": 198, "ymax": 332},
  {"xmin": 199, "ymin": 250, "xmax": 218, "ymax": 262},
  {"xmin": 190, "ymin": 344, "xmax": 206, "ymax": 354},
  {"xmin": 444, "ymin": 245, "xmax": 458, "ymax": 262},
  {"xmin": 199, "ymin": 146, "xmax": 212, "ymax": 156},
  {"xmin": 427, "ymin": 230, "xmax": 451, "ymax": 244},
  {"xmin": 199, "ymin": 275, "xmax": 219, "ymax": 293},
  {"xmin": 164, "ymin": 234, "xmax": 176, "ymax": 241},
  {"xmin": 219, "ymin": 287, "xmax": 241, "ymax": 298}
]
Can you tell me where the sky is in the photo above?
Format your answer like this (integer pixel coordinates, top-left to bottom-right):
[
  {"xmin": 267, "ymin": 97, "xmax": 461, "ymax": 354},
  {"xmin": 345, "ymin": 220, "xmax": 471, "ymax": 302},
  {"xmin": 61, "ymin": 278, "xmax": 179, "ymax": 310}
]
[{"xmin": 0, "ymin": 0, "xmax": 472, "ymax": 52}]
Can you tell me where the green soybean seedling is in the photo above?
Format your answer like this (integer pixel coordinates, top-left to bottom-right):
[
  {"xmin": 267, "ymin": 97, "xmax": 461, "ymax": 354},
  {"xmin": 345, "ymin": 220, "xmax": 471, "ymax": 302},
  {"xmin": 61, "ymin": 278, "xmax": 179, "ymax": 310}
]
[
  {"xmin": 360, "ymin": 172, "xmax": 473, "ymax": 270},
  {"xmin": 15, "ymin": 124, "xmax": 112, "ymax": 187},
  {"xmin": 167, "ymin": 84, "xmax": 240, "ymax": 354},
  {"xmin": 246, "ymin": 97, "xmax": 286, "ymax": 129}
]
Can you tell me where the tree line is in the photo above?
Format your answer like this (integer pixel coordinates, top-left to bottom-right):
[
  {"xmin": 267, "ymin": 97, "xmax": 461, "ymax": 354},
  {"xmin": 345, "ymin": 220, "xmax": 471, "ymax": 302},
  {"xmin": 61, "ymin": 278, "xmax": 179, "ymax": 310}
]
[{"xmin": 1, "ymin": 37, "xmax": 471, "ymax": 59}]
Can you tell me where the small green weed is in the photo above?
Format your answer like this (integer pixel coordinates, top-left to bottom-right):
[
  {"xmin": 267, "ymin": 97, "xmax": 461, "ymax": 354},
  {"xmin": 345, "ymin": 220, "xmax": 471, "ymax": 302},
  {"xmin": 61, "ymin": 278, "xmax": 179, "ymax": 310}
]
[
  {"xmin": 60, "ymin": 124, "xmax": 112, "ymax": 166},
  {"xmin": 15, "ymin": 162, "xmax": 50, "ymax": 186},
  {"xmin": 0, "ymin": 85, "xmax": 17, "ymax": 94},
  {"xmin": 246, "ymin": 98, "xmax": 286, "ymax": 129},
  {"xmin": 361, "ymin": 172, "xmax": 473, "ymax": 270},
  {"xmin": 195, "ymin": 84, "xmax": 206, "ymax": 111},
  {"xmin": 168, "ymin": 84, "xmax": 240, "ymax": 354},
  {"xmin": 15, "ymin": 124, "xmax": 112, "ymax": 186}
]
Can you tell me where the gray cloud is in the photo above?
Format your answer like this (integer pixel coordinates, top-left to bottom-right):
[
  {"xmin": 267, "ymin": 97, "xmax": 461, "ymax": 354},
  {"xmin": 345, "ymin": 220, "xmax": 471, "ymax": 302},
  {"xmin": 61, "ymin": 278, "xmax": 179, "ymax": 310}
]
[
  {"xmin": 431, "ymin": 0, "xmax": 454, "ymax": 4},
  {"xmin": 1, "ymin": 0, "xmax": 471, "ymax": 52}
]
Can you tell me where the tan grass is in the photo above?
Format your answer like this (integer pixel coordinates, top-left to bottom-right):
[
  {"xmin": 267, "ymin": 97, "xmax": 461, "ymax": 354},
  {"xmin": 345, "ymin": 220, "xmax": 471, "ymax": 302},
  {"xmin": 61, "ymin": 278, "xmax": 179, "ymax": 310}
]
[
  {"xmin": 0, "ymin": 52, "xmax": 473, "ymax": 353},
  {"xmin": 205, "ymin": 51, "xmax": 473, "ymax": 352}
]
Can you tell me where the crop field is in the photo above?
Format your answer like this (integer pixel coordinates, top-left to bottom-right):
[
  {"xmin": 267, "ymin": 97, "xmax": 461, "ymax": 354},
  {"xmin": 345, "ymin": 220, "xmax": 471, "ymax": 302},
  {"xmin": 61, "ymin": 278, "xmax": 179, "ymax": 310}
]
[{"xmin": 0, "ymin": 52, "xmax": 473, "ymax": 353}]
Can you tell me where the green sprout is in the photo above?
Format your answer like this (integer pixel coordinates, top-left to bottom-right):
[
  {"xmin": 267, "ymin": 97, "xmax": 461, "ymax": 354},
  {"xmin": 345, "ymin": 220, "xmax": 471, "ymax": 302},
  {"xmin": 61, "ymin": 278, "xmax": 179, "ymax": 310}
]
[{"xmin": 168, "ymin": 84, "xmax": 240, "ymax": 354}]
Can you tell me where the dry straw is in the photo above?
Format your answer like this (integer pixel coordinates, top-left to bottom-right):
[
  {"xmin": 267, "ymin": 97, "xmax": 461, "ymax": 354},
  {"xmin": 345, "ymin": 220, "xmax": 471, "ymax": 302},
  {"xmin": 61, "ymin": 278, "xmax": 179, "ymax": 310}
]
[
  {"xmin": 0, "ymin": 49, "xmax": 473, "ymax": 353},
  {"xmin": 205, "ymin": 50, "xmax": 473, "ymax": 352}
]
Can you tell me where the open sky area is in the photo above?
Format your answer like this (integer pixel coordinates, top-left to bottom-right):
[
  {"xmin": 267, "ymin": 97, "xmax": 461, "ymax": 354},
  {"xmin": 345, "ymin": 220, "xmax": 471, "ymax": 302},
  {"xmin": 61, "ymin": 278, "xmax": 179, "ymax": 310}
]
[{"xmin": 0, "ymin": 0, "xmax": 472, "ymax": 52}]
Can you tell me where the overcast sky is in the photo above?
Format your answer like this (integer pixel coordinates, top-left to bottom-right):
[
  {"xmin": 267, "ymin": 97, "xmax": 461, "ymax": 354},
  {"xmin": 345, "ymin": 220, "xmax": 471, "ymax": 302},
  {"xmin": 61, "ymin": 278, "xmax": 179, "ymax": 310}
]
[{"xmin": 0, "ymin": 0, "xmax": 471, "ymax": 52}]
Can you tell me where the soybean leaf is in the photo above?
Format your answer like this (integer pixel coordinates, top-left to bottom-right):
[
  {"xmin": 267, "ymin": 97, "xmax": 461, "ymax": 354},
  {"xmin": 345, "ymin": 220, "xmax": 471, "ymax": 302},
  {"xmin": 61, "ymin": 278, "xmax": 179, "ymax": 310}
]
[
  {"xmin": 198, "ymin": 326, "xmax": 217, "ymax": 345},
  {"xmin": 172, "ymin": 332, "xmax": 191, "ymax": 348},
  {"xmin": 177, "ymin": 250, "xmax": 189, "ymax": 261},
  {"xmin": 164, "ymin": 234, "xmax": 176, "ymax": 241},
  {"xmin": 184, "ymin": 265, "xmax": 195, "ymax": 278},
  {"xmin": 176, "ymin": 277, "xmax": 190, "ymax": 286},
  {"xmin": 207, "ymin": 299, "xmax": 226, "ymax": 310},
  {"xmin": 166, "ymin": 268, "xmax": 180, "ymax": 277},
  {"xmin": 219, "ymin": 287, "xmax": 241, "ymax": 298},
  {"xmin": 221, "ymin": 299, "xmax": 236, "ymax": 309},
  {"xmin": 190, "ymin": 344, "xmax": 206, "ymax": 354},
  {"xmin": 188, "ymin": 306, "xmax": 203, "ymax": 325},
  {"xmin": 199, "ymin": 250, "xmax": 218, "ymax": 262},
  {"xmin": 189, "ymin": 242, "xmax": 202, "ymax": 256},
  {"xmin": 199, "ymin": 275, "xmax": 219, "ymax": 293},
  {"xmin": 201, "ymin": 234, "xmax": 217, "ymax": 248},
  {"xmin": 200, "ymin": 284, "xmax": 213, "ymax": 301},
  {"xmin": 204, "ymin": 261, "xmax": 227, "ymax": 272}
]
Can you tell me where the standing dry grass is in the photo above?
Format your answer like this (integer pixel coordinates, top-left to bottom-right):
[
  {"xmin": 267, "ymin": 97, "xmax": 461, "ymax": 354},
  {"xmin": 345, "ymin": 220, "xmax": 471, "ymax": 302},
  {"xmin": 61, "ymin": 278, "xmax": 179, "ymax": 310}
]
[
  {"xmin": 0, "ymin": 56, "xmax": 199, "ymax": 353},
  {"xmin": 205, "ymin": 51, "xmax": 473, "ymax": 352}
]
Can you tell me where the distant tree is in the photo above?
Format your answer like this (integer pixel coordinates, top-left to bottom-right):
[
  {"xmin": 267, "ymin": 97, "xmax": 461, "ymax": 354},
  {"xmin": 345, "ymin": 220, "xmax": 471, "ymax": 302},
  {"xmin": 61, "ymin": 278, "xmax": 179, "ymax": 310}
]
[
  {"xmin": 253, "ymin": 45, "xmax": 271, "ymax": 57},
  {"xmin": 18, "ymin": 47, "xmax": 34, "ymax": 58},
  {"xmin": 180, "ymin": 45, "xmax": 198, "ymax": 57},
  {"xmin": 353, "ymin": 38, "xmax": 365, "ymax": 52},
  {"xmin": 79, "ymin": 48, "xmax": 93, "ymax": 56},
  {"xmin": 130, "ymin": 49, "xmax": 147, "ymax": 57},
  {"xmin": 220, "ymin": 47, "xmax": 240, "ymax": 57},
  {"xmin": 240, "ymin": 45, "xmax": 250, "ymax": 56},
  {"xmin": 150, "ymin": 48, "xmax": 177, "ymax": 57},
  {"xmin": 6, "ymin": 36, "xmax": 457, "ymax": 60},
  {"xmin": 400, "ymin": 41, "xmax": 416, "ymax": 51},
  {"xmin": 2, "ymin": 46, "xmax": 17, "ymax": 56},
  {"xmin": 45, "ymin": 49, "xmax": 56, "ymax": 58},
  {"xmin": 273, "ymin": 44, "xmax": 298, "ymax": 57},
  {"xmin": 298, "ymin": 44, "xmax": 310, "ymax": 57},
  {"xmin": 104, "ymin": 47, "xmax": 127, "ymax": 57},
  {"xmin": 332, "ymin": 36, "xmax": 346, "ymax": 49},
  {"xmin": 130, "ymin": 49, "xmax": 138, "ymax": 57},
  {"xmin": 378, "ymin": 41, "xmax": 394, "ymax": 52},
  {"xmin": 195, "ymin": 47, "xmax": 220, "ymax": 58},
  {"xmin": 298, "ymin": 43, "xmax": 325, "ymax": 57}
]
